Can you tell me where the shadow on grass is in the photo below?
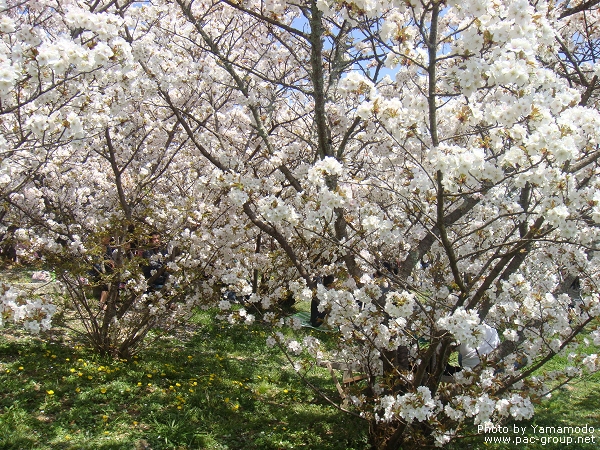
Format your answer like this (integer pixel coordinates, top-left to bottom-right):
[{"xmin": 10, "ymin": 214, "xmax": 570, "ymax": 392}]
[{"xmin": 0, "ymin": 314, "xmax": 369, "ymax": 450}]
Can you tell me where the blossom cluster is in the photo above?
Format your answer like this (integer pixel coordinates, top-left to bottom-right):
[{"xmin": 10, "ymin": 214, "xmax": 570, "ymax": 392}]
[{"xmin": 0, "ymin": 285, "xmax": 56, "ymax": 333}]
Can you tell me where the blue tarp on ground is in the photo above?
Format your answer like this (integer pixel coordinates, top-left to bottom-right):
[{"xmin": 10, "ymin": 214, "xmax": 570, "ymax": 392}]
[{"xmin": 292, "ymin": 311, "xmax": 333, "ymax": 332}]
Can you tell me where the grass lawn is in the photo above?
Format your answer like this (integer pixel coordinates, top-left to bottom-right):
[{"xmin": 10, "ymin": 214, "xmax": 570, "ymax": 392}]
[{"xmin": 0, "ymin": 309, "xmax": 369, "ymax": 450}]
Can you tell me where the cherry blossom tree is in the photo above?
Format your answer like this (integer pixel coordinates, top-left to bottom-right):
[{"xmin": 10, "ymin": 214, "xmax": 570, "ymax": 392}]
[
  {"xmin": 2, "ymin": 0, "xmax": 600, "ymax": 447},
  {"xmin": 0, "ymin": 0, "xmax": 231, "ymax": 355},
  {"xmin": 0, "ymin": 0, "xmax": 110, "ymax": 332},
  {"xmin": 144, "ymin": 0, "xmax": 600, "ymax": 446}
]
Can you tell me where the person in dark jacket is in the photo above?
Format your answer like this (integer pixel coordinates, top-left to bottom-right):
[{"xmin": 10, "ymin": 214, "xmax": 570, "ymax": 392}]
[{"xmin": 142, "ymin": 232, "xmax": 168, "ymax": 291}]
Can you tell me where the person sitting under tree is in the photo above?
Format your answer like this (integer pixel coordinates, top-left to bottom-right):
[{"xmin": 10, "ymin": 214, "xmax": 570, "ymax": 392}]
[
  {"xmin": 142, "ymin": 232, "xmax": 168, "ymax": 291},
  {"xmin": 310, "ymin": 274, "xmax": 334, "ymax": 327},
  {"xmin": 443, "ymin": 324, "xmax": 500, "ymax": 379}
]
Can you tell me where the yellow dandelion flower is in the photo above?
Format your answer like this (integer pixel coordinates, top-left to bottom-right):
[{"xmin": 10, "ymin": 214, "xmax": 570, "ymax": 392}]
[
  {"xmin": 87, "ymin": 376, "xmax": 93, "ymax": 380},
  {"xmin": 70, "ymin": 368, "xmax": 76, "ymax": 373},
  {"xmin": 146, "ymin": 374, "xmax": 152, "ymax": 378},
  {"xmin": 75, "ymin": 387, "xmax": 81, "ymax": 393},
  {"xmin": 18, "ymin": 366, "xmax": 23, "ymax": 370},
  {"xmin": 100, "ymin": 388, "xmax": 107, "ymax": 394},
  {"xmin": 46, "ymin": 390, "xmax": 54, "ymax": 395}
]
